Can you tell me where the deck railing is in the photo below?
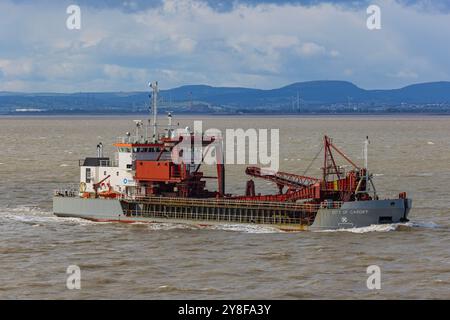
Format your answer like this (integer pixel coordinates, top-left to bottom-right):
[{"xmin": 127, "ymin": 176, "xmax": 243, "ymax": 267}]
[
  {"xmin": 119, "ymin": 194, "xmax": 343, "ymax": 211},
  {"xmin": 54, "ymin": 186, "xmax": 343, "ymax": 211},
  {"xmin": 78, "ymin": 159, "xmax": 118, "ymax": 167},
  {"xmin": 116, "ymin": 134, "xmax": 165, "ymax": 144},
  {"xmin": 121, "ymin": 208, "xmax": 313, "ymax": 226}
]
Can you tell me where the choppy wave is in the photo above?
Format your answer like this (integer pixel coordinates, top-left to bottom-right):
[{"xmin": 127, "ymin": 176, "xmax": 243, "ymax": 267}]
[
  {"xmin": 415, "ymin": 172, "xmax": 434, "ymax": 177},
  {"xmin": 373, "ymin": 173, "xmax": 384, "ymax": 177},
  {"xmin": 146, "ymin": 222, "xmax": 200, "ymax": 231},
  {"xmin": 0, "ymin": 205, "xmax": 98, "ymax": 226},
  {"xmin": 144, "ymin": 222, "xmax": 282, "ymax": 233},
  {"xmin": 403, "ymin": 220, "xmax": 439, "ymax": 229},
  {"xmin": 211, "ymin": 224, "xmax": 282, "ymax": 233},
  {"xmin": 1, "ymin": 205, "xmax": 441, "ymax": 234},
  {"xmin": 131, "ymin": 221, "xmax": 284, "ymax": 233},
  {"xmin": 315, "ymin": 224, "xmax": 397, "ymax": 233},
  {"xmin": 0, "ymin": 206, "xmax": 282, "ymax": 233},
  {"xmin": 156, "ymin": 284, "xmax": 221, "ymax": 294},
  {"xmin": 315, "ymin": 220, "xmax": 440, "ymax": 233}
]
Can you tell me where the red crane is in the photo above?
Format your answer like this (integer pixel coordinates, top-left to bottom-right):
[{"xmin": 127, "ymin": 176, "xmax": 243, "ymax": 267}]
[
  {"xmin": 93, "ymin": 175, "xmax": 111, "ymax": 197},
  {"xmin": 233, "ymin": 136, "xmax": 364, "ymax": 203}
]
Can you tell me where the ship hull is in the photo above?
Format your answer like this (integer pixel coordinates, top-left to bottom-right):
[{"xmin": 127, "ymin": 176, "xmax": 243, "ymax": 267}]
[
  {"xmin": 53, "ymin": 196, "xmax": 411, "ymax": 231},
  {"xmin": 53, "ymin": 197, "xmax": 310, "ymax": 231},
  {"xmin": 310, "ymin": 198, "xmax": 411, "ymax": 230}
]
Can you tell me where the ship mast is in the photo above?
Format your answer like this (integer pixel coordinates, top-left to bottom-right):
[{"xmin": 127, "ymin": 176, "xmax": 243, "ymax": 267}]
[
  {"xmin": 149, "ymin": 81, "xmax": 159, "ymax": 142},
  {"xmin": 362, "ymin": 136, "xmax": 378, "ymax": 199},
  {"xmin": 364, "ymin": 136, "xmax": 369, "ymax": 188}
]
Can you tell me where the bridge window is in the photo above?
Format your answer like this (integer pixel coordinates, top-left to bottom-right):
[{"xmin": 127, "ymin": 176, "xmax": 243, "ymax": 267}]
[{"xmin": 85, "ymin": 168, "xmax": 91, "ymax": 183}]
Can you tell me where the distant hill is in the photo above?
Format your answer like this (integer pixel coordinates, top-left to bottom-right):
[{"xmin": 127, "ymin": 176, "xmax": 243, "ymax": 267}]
[{"xmin": 1, "ymin": 81, "xmax": 450, "ymax": 114}]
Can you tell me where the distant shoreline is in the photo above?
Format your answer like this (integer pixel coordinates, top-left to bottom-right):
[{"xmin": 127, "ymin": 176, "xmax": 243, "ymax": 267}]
[
  {"xmin": 2, "ymin": 112, "xmax": 450, "ymax": 119},
  {"xmin": 2, "ymin": 81, "xmax": 450, "ymax": 116}
]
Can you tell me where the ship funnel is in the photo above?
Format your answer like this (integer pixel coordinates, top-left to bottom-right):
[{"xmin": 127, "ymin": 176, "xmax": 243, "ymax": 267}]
[{"xmin": 97, "ymin": 142, "xmax": 103, "ymax": 158}]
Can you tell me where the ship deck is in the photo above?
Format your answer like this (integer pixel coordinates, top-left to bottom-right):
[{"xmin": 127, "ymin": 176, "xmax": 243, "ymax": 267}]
[{"xmin": 120, "ymin": 195, "xmax": 343, "ymax": 228}]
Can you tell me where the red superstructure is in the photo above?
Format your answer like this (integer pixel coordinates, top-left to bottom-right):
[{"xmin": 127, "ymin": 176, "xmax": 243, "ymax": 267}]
[
  {"xmin": 129, "ymin": 133, "xmax": 377, "ymax": 205},
  {"xmin": 131, "ymin": 135, "xmax": 225, "ymax": 198}
]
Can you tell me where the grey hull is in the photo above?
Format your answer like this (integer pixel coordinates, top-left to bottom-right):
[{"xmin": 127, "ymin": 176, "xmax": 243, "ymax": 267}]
[
  {"xmin": 53, "ymin": 197, "xmax": 125, "ymax": 221},
  {"xmin": 53, "ymin": 197, "xmax": 411, "ymax": 231},
  {"xmin": 53, "ymin": 197, "xmax": 307, "ymax": 231},
  {"xmin": 310, "ymin": 198, "xmax": 411, "ymax": 230}
]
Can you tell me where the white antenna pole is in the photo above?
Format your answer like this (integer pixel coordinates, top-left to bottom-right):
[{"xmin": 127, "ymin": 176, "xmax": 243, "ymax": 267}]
[
  {"xmin": 149, "ymin": 81, "xmax": 159, "ymax": 142},
  {"xmin": 145, "ymin": 120, "xmax": 148, "ymax": 141},
  {"xmin": 168, "ymin": 112, "xmax": 172, "ymax": 127},
  {"xmin": 364, "ymin": 136, "xmax": 369, "ymax": 191}
]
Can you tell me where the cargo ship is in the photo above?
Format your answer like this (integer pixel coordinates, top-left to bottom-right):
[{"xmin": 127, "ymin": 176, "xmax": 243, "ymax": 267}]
[{"xmin": 53, "ymin": 82, "xmax": 412, "ymax": 231}]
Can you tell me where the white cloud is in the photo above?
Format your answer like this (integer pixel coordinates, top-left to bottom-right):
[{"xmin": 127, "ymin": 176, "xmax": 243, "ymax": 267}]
[
  {"xmin": 103, "ymin": 64, "xmax": 149, "ymax": 82},
  {"xmin": 174, "ymin": 37, "xmax": 197, "ymax": 53},
  {"xmin": 0, "ymin": 59, "xmax": 33, "ymax": 77},
  {"xmin": 389, "ymin": 70, "xmax": 419, "ymax": 79},
  {"xmin": 296, "ymin": 42, "xmax": 326, "ymax": 57},
  {"xmin": 0, "ymin": 80, "xmax": 28, "ymax": 91},
  {"xmin": 344, "ymin": 68, "xmax": 353, "ymax": 76},
  {"xmin": 330, "ymin": 49, "xmax": 340, "ymax": 57},
  {"xmin": 0, "ymin": 0, "xmax": 449, "ymax": 91}
]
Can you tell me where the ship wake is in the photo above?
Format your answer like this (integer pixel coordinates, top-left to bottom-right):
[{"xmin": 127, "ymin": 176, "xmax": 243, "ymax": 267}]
[
  {"xmin": 210, "ymin": 224, "xmax": 283, "ymax": 233},
  {"xmin": 0, "ymin": 206, "xmax": 283, "ymax": 233},
  {"xmin": 1, "ymin": 205, "xmax": 439, "ymax": 234},
  {"xmin": 315, "ymin": 220, "xmax": 440, "ymax": 233},
  {"xmin": 0, "ymin": 205, "xmax": 100, "ymax": 226}
]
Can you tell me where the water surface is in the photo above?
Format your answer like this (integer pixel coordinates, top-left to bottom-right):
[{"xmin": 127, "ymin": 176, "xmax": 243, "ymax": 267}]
[{"xmin": 0, "ymin": 115, "xmax": 449, "ymax": 299}]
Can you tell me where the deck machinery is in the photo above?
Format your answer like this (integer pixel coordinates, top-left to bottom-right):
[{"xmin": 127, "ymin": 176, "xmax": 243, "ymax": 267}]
[
  {"xmin": 53, "ymin": 82, "xmax": 411, "ymax": 231},
  {"xmin": 239, "ymin": 136, "xmax": 374, "ymax": 203}
]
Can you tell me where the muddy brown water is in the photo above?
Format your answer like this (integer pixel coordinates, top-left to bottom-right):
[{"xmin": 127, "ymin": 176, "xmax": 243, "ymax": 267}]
[{"xmin": 0, "ymin": 115, "xmax": 449, "ymax": 299}]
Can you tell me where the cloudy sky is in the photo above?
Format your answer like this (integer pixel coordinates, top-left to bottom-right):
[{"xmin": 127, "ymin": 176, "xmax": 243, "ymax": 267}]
[{"xmin": 0, "ymin": 0, "xmax": 449, "ymax": 92}]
